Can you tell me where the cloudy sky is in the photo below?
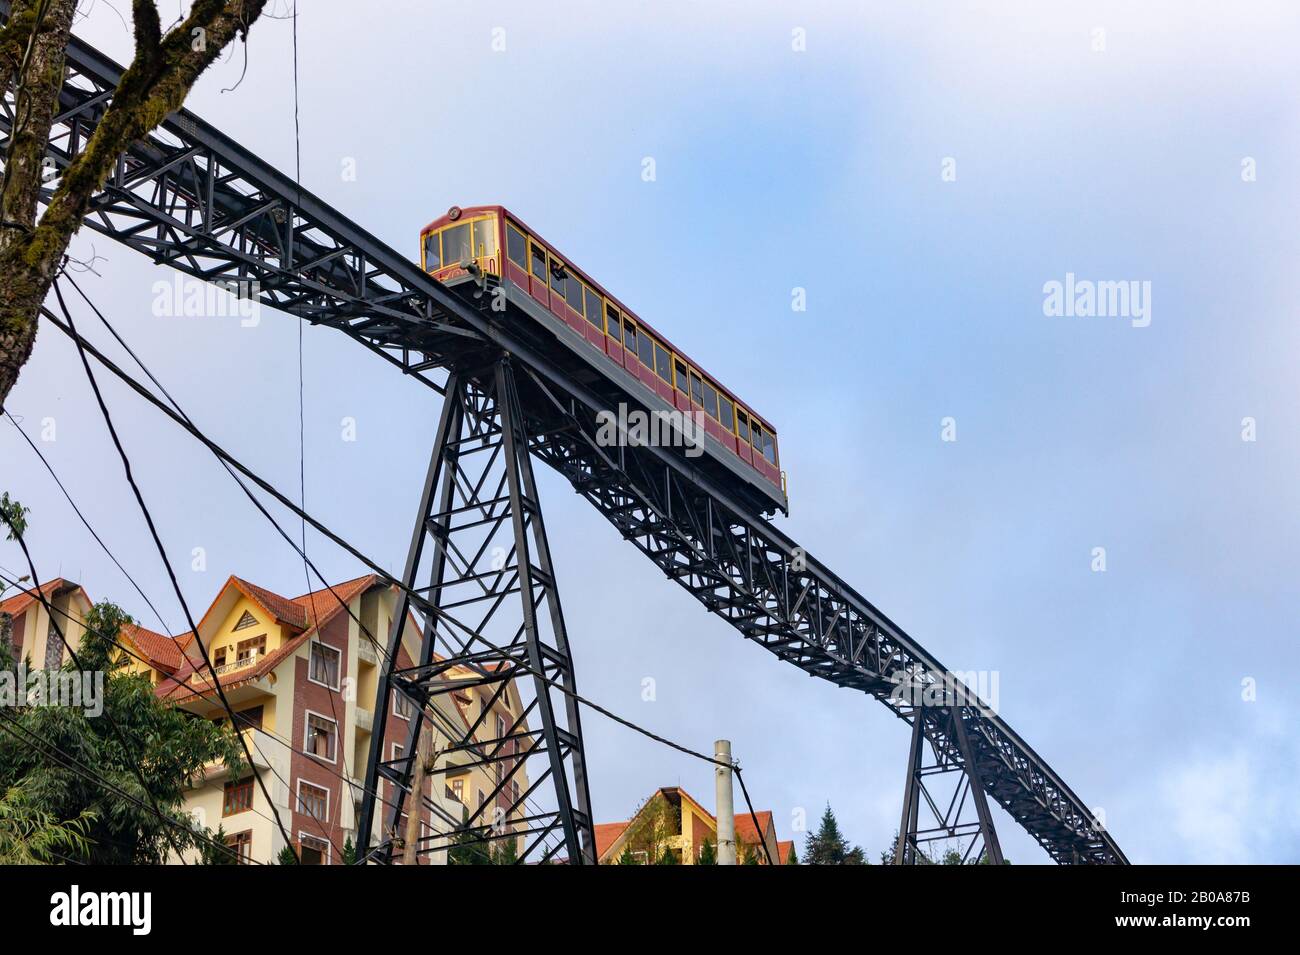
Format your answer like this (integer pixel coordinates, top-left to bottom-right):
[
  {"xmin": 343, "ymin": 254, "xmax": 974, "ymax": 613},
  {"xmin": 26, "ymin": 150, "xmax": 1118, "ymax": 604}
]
[{"xmin": 3, "ymin": 0, "xmax": 1298, "ymax": 863}]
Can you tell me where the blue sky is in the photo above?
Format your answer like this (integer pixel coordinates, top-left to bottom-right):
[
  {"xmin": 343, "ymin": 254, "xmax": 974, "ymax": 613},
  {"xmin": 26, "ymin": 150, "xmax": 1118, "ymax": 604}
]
[{"xmin": 3, "ymin": 1, "xmax": 1298, "ymax": 862}]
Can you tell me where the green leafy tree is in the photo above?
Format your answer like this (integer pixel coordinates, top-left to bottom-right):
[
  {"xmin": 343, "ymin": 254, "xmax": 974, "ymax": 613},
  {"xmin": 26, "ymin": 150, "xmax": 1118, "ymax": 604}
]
[
  {"xmin": 277, "ymin": 844, "xmax": 299, "ymax": 865},
  {"xmin": 802, "ymin": 804, "xmax": 866, "ymax": 865},
  {"xmin": 0, "ymin": 781, "xmax": 95, "ymax": 863},
  {"xmin": 0, "ymin": 600, "xmax": 245, "ymax": 863},
  {"xmin": 0, "ymin": 492, "xmax": 28, "ymax": 540},
  {"xmin": 697, "ymin": 839, "xmax": 717, "ymax": 865},
  {"xmin": 616, "ymin": 844, "xmax": 638, "ymax": 865}
]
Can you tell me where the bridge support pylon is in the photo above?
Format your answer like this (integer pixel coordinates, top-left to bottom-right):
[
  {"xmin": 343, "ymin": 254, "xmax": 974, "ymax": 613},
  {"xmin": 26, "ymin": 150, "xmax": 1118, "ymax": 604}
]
[
  {"xmin": 355, "ymin": 355, "xmax": 596, "ymax": 864},
  {"xmin": 892, "ymin": 705, "xmax": 1004, "ymax": 865}
]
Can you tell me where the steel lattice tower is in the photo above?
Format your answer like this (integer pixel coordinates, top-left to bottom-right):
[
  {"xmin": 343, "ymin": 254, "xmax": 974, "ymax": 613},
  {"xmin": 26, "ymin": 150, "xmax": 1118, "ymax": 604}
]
[{"xmin": 355, "ymin": 357, "xmax": 595, "ymax": 864}]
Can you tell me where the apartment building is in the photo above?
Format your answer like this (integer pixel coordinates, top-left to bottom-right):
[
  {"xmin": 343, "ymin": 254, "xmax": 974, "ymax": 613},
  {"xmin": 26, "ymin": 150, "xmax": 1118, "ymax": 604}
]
[{"xmin": 4, "ymin": 574, "xmax": 532, "ymax": 865}]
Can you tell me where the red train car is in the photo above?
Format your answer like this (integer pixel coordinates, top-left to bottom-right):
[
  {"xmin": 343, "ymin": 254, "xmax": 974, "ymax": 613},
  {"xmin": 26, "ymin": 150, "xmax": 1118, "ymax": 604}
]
[{"xmin": 420, "ymin": 205, "xmax": 787, "ymax": 515}]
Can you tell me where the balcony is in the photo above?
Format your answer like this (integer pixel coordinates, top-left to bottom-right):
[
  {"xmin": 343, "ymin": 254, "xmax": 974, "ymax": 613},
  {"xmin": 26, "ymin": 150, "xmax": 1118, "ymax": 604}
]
[
  {"xmin": 191, "ymin": 651, "xmax": 261, "ymax": 685},
  {"xmin": 354, "ymin": 706, "xmax": 374, "ymax": 734}
]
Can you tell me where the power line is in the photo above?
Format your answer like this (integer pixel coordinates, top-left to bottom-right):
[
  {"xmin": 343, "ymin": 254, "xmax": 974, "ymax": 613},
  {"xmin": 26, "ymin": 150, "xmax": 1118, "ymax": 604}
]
[
  {"xmin": 52, "ymin": 279, "xmax": 300, "ymax": 862},
  {"xmin": 4, "ymin": 409, "xmax": 172, "ymax": 634}
]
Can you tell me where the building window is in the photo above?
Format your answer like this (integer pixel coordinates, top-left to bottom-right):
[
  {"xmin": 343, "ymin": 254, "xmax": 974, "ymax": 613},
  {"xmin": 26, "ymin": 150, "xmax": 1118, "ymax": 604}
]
[
  {"xmin": 308, "ymin": 640, "xmax": 341, "ymax": 689},
  {"xmin": 299, "ymin": 833, "xmax": 330, "ymax": 865},
  {"xmin": 451, "ymin": 778, "xmax": 465, "ymax": 803},
  {"xmin": 224, "ymin": 829, "xmax": 253, "ymax": 864},
  {"xmin": 213, "ymin": 646, "xmax": 227, "ymax": 668},
  {"xmin": 393, "ymin": 691, "xmax": 417, "ymax": 720},
  {"xmin": 223, "ymin": 777, "xmax": 254, "ymax": 816},
  {"xmin": 305, "ymin": 713, "xmax": 337, "ymax": 763},
  {"xmin": 297, "ymin": 781, "xmax": 329, "ymax": 821}
]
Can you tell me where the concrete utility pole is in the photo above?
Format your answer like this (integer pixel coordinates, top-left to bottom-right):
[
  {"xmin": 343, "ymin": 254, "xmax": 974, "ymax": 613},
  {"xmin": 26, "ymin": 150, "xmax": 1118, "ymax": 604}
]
[
  {"xmin": 715, "ymin": 739, "xmax": 736, "ymax": 865},
  {"xmin": 401, "ymin": 725, "xmax": 433, "ymax": 865}
]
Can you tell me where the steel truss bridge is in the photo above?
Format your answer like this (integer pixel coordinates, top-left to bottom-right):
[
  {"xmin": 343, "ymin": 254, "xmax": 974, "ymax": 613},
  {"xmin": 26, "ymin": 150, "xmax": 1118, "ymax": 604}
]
[{"xmin": 0, "ymin": 13, "xmax": 1126, "ymax": 865}]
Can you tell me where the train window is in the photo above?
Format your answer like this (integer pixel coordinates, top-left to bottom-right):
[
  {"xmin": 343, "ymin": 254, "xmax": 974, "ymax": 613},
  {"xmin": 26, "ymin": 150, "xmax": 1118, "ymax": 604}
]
[
  {"xmin": 736, "ymin": 408, "xmax": 750, "ymax": 443},
  {"xmin": 718, "ymin": 395, "xmax": 735, "ymax": 432},
  {"xmin": 585, "ymin": 288, "xmax": 602, "ymax": 328},
  {"xmin": 654, "ymin": 343, "xmax": 672, "ymax": 383},
  {"xmin": 472, "ymin": 218, "xmax": 497, "ymax": 258},
  {"xmin": 623, "ymin": 319, "xmax": 637, "ymax": 352},
  {"xmin": 424, "ymin": 233, "xmax": 440, "ymax": 270},
  {"xmin": 605, "ymin": 303, "xmax": 621, "ymax": 339},
  {"xmin": 751, "ymin": 420, "xmax": 762, "ymax": 449},
  {"xmin": 507, "ymin": 224, "xmax": 528, "ymax": 269},
  {"xmin": 566, "ymin": 273, "xmax": 584, "ymax": 313},
  {"xmin": 442, "ymin": 222, "xmax": 472, "ymax": 265},
  {"xmin": 702, "ymin": 381, "xmax": 719, "ymax": 420},
  {"xmin": 674, "ymin": 361, "xmax": 688, "ymax": 393},
  {"xmin": 530, "ymin": 242, "xmax": 547, "ymax": 278},
  {"xmin": 689, "ymin": 372, "xmax": 703, "ymax": 407},
  {"xmin": 762, "ymin": 432, "xmax": 777, "ymax": 464},
  {"xmin": 637, "ymin": 330, "xmax": 655, "ymax": 369},
  {"xmin": 550, "ymin": 260, "xmax": 568, "ymax": 298}
]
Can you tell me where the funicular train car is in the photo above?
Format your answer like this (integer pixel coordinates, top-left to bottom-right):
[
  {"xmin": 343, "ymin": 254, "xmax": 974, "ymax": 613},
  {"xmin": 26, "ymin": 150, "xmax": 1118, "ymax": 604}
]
[{"xmin": 420, "ymin": 205, "xmax": 787, "ymax": 516}]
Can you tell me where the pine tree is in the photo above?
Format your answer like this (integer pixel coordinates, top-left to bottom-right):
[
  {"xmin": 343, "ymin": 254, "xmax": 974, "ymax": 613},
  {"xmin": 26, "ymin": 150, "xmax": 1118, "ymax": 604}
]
[
  {"xmin": 341, "ymin": 836, "xmax": 356, "ymax": 865},
  {"xmin": 277, "ymin": 844, "xmax": 299, "ymax": 865},
  {"xmin": 657, "ymin": 846, "xmax": 680, "ymax": 864},
  {"xmin": 802, "ymin": 804, "xmax": 866, "ymax": 865},
  {"xmin": 617, "ymin": 845, "xmax": 638, "ymax": 865},
  {"xmin": 698, "ymin": 840, "xmax": 717, "ymax": 865},
  {"xmin": 785, "ymin": 842, "xmax": 798, "ymax": 866}
]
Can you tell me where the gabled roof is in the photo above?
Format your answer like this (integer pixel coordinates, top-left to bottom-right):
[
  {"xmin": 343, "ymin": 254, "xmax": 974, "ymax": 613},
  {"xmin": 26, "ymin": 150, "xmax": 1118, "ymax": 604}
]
[
  {"xmin": 776, "ymin": 840, "xmax": 795, "ymax": 865},
  {"xmin": 158, "ymin": 574, "xmax": 379, "ymax": 703},
  {"xmin": 0, "ymin": 578, "xmax": 85, "ymax": 618}
]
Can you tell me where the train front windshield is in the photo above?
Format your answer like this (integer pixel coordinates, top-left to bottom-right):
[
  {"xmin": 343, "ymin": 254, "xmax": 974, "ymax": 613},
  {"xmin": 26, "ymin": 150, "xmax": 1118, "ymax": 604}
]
[{"xmin": 424, "ymin": 215, "xmax": 498, "ymax": 272}]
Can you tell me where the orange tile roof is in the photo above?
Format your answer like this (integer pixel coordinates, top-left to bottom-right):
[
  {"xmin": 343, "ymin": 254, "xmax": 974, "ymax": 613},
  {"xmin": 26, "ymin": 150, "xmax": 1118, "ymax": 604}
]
[
  {"xmin": 0, "ymin": 578, "xmax": 77, "ymax": 618},
  {"xmin": 595, "ymin": 821, "xmax": 629, "ymax": 859},
  {"xmin": 232, "ymin": 576, "xmax": 309, "ymax": 630},
  {"xmin": 776, "ymin": 840, "xmax": 794, "ymax": 865},
  {"xmin": 735, "ymin": 809, "xmax": 774, "ymax": 848},
  {"xmin": 121, "ymin": 623, "xmax": 185, "ymax": 672}
]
